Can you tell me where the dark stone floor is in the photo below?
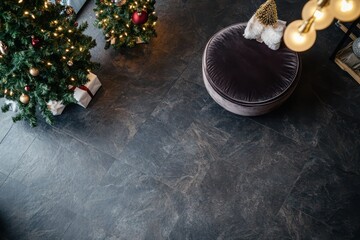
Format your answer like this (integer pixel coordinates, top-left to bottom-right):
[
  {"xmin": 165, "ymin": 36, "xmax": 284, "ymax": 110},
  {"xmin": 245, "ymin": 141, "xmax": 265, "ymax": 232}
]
[{"xmin": 1, "ymin": 0, "xmax": 360, "ymax": 239}]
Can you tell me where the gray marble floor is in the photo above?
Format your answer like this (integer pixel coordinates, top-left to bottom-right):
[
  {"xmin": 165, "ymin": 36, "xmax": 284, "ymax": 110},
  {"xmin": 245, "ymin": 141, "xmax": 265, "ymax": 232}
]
[{"xmin": 1, "ymin": 0, "xmax": 360, "ymax": 239}]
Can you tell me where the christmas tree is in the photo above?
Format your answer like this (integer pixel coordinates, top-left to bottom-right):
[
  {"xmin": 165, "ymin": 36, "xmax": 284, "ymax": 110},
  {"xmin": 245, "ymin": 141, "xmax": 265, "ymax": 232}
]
[
  {"xmin": 0, "ymin": 0, "xmax": 98, "ymax": 127},
  {"xmin": 255, "ymin": 0, "xmax": 278, "ymax": 26},
  {"xmin": 94, "ymin": 0, "xmax": 157, "ymax": 49}
]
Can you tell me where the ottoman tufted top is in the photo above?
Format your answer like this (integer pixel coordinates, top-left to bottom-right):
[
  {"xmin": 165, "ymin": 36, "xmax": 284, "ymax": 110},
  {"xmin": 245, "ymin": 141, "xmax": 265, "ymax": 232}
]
[{"xmin": 203, "ymin": 23, "xmax": 300, "ymax": 104}]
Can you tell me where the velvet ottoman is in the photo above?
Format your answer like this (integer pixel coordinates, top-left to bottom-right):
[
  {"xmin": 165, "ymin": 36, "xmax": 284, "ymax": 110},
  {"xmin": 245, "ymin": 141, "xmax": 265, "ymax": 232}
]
[{"xmin": 202, "ymin": 23, "xmax": 301, "ymax": 116}]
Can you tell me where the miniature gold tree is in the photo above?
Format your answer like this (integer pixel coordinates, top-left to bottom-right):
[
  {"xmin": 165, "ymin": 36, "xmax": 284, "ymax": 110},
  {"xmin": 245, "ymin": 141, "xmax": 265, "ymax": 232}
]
[{"xmin": 255, "ymin": 0, "xmax": 278, "ymax": 26}]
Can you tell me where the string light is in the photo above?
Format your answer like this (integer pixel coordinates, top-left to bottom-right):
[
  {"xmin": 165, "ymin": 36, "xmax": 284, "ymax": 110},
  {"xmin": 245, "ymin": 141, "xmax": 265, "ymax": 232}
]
[{"xmin": 284, "ymin": 0, "xmax": 360, "ymax": 52}]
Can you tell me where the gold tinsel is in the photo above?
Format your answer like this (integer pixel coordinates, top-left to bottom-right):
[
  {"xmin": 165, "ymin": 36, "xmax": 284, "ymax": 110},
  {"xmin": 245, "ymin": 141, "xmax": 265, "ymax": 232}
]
[{"xmin": 255, "ymin": 0, "xmax": 278, "ymax": 26}]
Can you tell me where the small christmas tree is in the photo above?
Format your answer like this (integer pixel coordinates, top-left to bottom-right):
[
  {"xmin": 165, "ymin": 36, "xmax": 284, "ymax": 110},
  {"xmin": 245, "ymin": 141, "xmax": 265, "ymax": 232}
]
[
  {"xmin": 255, "ymin": 0, "xmax": 278, "ymax": 26},
  {"xmin": 94, "ymin": 0, "xmax": 157, "ymax": 49},
  {"xmin": 0, "ymin": 0, "xmax": 98, "ymax": 127}
]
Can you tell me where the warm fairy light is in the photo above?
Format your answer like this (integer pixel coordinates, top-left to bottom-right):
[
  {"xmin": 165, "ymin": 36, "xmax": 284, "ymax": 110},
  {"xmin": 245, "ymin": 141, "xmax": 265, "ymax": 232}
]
[
  {"xmin": 65, "ymin": 49, "xmax": 69, "ymax": 52},
  {"xmin": 18, "ymin": 0, "xmax": 23, "ymax": 3},
  {"xmin": 47, "ymin": 62, "xmax": 52, "ymax": 66},
  {"xmin": 71, "ymin": 46, "xmax": 75, "ymax": 49},
  {"xmin": 53, "ymin": 33, "xmax": 58, "ymax": 37},
  {"xmin": 79, "ymin": 47, "xmax": 84, "ymax": 51},
  {"xmin": 68, "ymin": 29, "xmax": 73, "ymax": 33},
  {"xmin": 58, "ymin": 27, "xmax": 63, "ymax": 31},
  {"xmin": 126, "ymin": 24, "xmax": 130, "ymax": 28},
  {"xmin": 70, "ymin": 77, "xmax": 75, "ymax": 81},
  {"xmin": 4, "ymin": 89, "xmax": 8, "ymax": 94},
  {"xmin": 153, "ymin": 22, "xmax": 156, "ymax": 26},
  {"xmin": 9, "ymin": 91, "xmax": 13, "ymax": 96},
  {"xmin": 62, "ymin": 56, "xmax": 67, "ymax": 60},
  {"xmin": 24, "ymin": 11, "xmax": 29, "ymax": 15}
]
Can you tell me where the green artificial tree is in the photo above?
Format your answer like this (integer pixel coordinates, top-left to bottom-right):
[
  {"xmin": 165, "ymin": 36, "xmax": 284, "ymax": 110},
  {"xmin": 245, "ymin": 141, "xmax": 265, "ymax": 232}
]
[
  {"xmin": 0, "ymin": 0, "xmax": 98, "ymax": 127},
  {"xmin": 94, "ymin": 0, "xmax": 157, "ymax": 49}
]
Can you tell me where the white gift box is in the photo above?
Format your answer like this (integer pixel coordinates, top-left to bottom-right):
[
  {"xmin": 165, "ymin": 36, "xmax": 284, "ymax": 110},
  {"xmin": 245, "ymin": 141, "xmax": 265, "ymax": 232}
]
[
  {"xmin": 72, "ymin": 72, "xmax": 102, "ymax": 108},
  {"xmin": 47, "ymin": 100, "xmax": 66, "ymax": 116},
  {"xmin": 5, "ymin": 99, "xmax": 19, "ymax": 112}
]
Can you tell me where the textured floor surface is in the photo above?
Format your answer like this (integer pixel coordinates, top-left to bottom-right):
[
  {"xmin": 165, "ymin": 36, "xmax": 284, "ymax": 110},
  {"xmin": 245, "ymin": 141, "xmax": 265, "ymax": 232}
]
[{"xmin": 1, "ymin": 0, "xmax": 360, "ymax": 239}]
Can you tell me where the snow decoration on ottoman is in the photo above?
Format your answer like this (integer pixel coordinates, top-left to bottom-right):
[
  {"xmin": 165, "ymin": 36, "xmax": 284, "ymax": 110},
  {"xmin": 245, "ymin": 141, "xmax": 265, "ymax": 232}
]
[{"xmin": 243, "ymin": 0, "xmax": 286, "ymax": 50}]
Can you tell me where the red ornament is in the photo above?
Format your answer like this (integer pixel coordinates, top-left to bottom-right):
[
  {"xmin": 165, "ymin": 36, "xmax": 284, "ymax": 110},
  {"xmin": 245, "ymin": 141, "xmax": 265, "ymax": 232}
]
[
  {"xmin": 131, "ymin": 10, "xmax": 148, "ymax": 25},
  {"xmin": 31, "ymin": 36, "xmax": 41, "ymax": 47},
  {"xmin": 24, "ymin": 85, "xmax": 31, "ymax": 91},
  {"xmin": 74, "ymin": 22, "xmax": 78, "ymax": 27}
]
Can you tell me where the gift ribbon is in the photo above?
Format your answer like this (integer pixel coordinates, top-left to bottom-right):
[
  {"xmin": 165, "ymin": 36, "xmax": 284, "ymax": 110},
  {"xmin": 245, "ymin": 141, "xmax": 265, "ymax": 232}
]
[{"xmin": 70, "ymin": 85, "xmax": 94, "ymax": 98}]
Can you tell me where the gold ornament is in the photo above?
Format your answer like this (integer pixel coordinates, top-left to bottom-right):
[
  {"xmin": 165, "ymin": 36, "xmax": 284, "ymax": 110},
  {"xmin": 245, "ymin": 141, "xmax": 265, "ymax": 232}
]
[
  {"xmin": 66, "ymin": 6, "xmax": 75, "ymax": 15},
  {"xmin": 67, "ymin": 60, "xmax": 73, "ymax": 66},
  {"xmin": 116, "ymin": 0, "xmax": 127, "ymax": 6},
  {"xmin": 29, "ymin": 67, "xmax": 39, "ymax": 76},
  {"xmin": 20, "ymin": 93, "xmax": 30, "ymax": 104},
  {"xmin": 255, "ymin": 0, "xmax": 278, "ymax": 26}
]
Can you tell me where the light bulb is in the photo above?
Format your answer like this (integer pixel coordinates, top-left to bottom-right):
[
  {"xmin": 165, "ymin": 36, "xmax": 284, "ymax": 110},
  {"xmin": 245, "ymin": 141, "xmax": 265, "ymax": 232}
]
[
  {"xmin": 302, "ymin": 0, "xmax": 334, "ymax": 30},
  {"xmin": 330, "ymin": 0, "xmax": 360, "ymax": 21},
  {"xmin": 284, "ymin": 20, "xmax": 317, "ymax": 52}
]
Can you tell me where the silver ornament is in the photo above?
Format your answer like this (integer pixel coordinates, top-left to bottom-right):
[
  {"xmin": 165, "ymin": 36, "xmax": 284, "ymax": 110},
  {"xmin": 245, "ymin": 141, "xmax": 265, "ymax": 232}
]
[
  {"xmin": 67, "ymin": 60, "xmax": 74, "ymax": 66},
  {"xmin": 352, "ymin": 38, "xmax": 360, "ymax": 58}
]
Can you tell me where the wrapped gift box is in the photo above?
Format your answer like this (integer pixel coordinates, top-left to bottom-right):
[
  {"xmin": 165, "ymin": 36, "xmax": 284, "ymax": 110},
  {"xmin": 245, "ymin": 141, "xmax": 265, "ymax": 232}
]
[
  {"xmin": 5, "ymin": 99, "xmax": 19, "ymax": 112},
  {"xmin": 47, "ymin": 100, "xmax": 66, "ymax": 116},
  {"xmin": 71, "ymin": 72, "xmax": 102, "ymax": 108},
  {"xmin": 3, "ymin": 99, "xmax": 65, "ymax": 116}
]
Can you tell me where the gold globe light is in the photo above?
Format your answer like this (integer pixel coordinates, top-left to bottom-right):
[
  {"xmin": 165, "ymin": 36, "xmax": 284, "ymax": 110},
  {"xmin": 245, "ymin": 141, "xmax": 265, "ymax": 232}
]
[
  {"xmin": 284, "ymin": 18, "xmax": 317, "ymax": 52},
  {"xmin": 302, "ymin": 0, "xmax": 335, "ymax": 30},
  {"xmin": 330, "ymin": 0, "xmax": 360, "ymax": 21}
]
